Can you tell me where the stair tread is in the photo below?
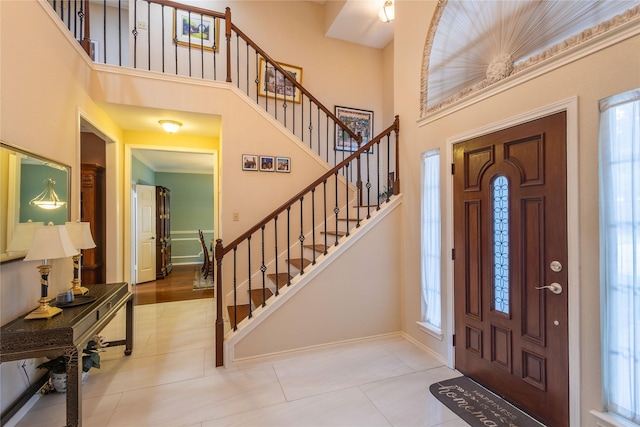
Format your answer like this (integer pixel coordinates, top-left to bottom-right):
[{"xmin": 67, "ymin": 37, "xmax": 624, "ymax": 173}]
[
  {"xmin": 321, "ymin": 230, "xmax": 347, "ymax": 237},
  {"xmin": 227, "ymin": 304, "xmax": 251, "ymax": 327},
  {"xmin": 304, "ymin": 244, "xmax": 328, "ymax": 253},
  {"xmin": 250, "ymin": 288, "xmax": 273, "ymax": 307},
  {"xmin": 288, "ymin": 258, "xmax": 312, "ymax": 269},
  {"xmin": 266, "ymin": 273, "xmax": 293, "ymax": 288}
]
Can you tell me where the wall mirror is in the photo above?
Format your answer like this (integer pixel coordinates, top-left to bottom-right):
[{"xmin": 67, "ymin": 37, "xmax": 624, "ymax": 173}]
[{"xmin": 1, "ymin": 142, "xmax": 71, "ymax": 263}]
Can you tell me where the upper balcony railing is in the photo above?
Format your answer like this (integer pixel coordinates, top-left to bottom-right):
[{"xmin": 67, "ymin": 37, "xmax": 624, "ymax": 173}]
[{"xmin": 47, "ymin": 0, "xmax": 398, "ymax": 202}]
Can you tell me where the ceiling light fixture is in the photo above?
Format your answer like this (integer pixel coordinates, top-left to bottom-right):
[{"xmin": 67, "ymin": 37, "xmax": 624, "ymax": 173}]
[
  {"xmin": 30, "ymin": 178, "xmax": 66, "ymax": 210},
  {"xmin": 378, "ymin": 1, "xmax": 394, "ymax": 23},
  {"xmin": 159, "ymin": 120, "xmax": 182, "ymax": 133}
]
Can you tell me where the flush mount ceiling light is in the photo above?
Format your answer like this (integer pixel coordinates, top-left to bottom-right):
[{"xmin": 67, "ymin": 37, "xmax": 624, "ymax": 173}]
[
  {"xmin": 159, "ymin": 120, "xmax": 182, "ymax": 133},
  {"xmin": 378, "ymin": 1, "xmax": 394, "ymax": 23},
  {"xmin": 30, "ymin": 178, "xmax": 66, "ymax": 210}
]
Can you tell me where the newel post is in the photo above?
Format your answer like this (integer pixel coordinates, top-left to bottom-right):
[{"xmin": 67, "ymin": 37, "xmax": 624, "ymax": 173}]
[
  {"xmin": 80, "ymin": 0, "xmax": 92, "ymax": 57},
  {"xmin": 215, "ymin": 238, "xmax": 225, "ymax": 367},
  {"xmin": 393, "ymin": 115, "xmax": 400, "ymax": 195},
  {"xmin": 225, "ymin": 7, "xmax": 232, "ymax": 83}
]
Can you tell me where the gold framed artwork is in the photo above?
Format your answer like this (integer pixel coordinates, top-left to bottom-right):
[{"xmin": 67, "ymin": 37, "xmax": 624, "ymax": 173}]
[
  {"xmin": 258, "ymin": 58, "xmax": 302, "ymax": 103},
  {"xmin": 173, "ymin": 10, "xmax": 220, "ymax": 52}
]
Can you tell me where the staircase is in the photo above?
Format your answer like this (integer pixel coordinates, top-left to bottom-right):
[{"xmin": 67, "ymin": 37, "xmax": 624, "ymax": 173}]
[
  {"xmin": 224, "ymin": 203, "xmax": 369, "ymax": 329},
  {"xmin": 45, "ymin": 0, "xmax": 401, "ymax": 368}
]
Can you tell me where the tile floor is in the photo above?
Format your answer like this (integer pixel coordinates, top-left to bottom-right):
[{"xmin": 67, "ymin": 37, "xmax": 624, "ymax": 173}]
[{"xmin": 15, "ymin": 298, "xmax": 466, "ymax": 427}]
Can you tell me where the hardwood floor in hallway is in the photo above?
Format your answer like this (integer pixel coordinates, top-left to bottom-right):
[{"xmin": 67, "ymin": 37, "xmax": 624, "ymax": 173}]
[{"xmin": 133, "ymin": 264, "xmax": 213, "ymax": 306}]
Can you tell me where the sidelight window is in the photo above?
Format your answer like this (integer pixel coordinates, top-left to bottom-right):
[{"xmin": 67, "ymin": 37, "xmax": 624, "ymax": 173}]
[
  {"xmin": 599, "ymin": 88, "xmax": 640, "ymax": 425},
  {"xmin": 420, "ymin": 149, "xmax": 441, "ymax": 334}
]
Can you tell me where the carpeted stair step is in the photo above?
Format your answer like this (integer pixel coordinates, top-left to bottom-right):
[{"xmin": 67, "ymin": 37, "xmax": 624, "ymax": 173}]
[
  {"xmin": 266, "ymin": 273, "xmax": 293, "ymax": 289},
  {"xmin": 250, "ymin": 288, "xmax": 273, "ymax": 307},
  {"xmin": 227, "ymin": 304, "xmax": 251, "ymax": 327},
  {"xmin": 288, "ymin": 258, "xmax": 312, "ymax": 270}
]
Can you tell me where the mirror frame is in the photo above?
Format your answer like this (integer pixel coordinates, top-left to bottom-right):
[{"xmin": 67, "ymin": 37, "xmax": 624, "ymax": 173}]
[{"xmin": 0, "ymin": 141, "xmax": 71, "ymax": 264}]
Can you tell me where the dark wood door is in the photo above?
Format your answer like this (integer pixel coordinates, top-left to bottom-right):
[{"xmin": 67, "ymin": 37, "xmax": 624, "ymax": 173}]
[{"xmin": 453, "ymin": 112, "xmax": 568, "ymax": 426}]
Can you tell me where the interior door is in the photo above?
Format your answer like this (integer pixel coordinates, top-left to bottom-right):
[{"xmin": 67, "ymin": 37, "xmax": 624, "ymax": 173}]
[
  {"xmin": 453, "ymin": 112, "xmax": 568, "ymax": 426},
  {"xmin": 136, "ymin": 184, "xmax": 156, "ymax": 284}
]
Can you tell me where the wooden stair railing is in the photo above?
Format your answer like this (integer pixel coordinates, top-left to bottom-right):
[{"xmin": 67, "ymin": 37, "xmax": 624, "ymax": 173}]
[
  {"xmin": 214, "ymin": 116, "xmax": 399, "ymax": 367},
  {"xmin": 44, "ymin": 1, "xmax": 401, "ymax": 367},
  {"xmin": 48, "ymin": 1, "xmax": 366, "ymax": 180}
]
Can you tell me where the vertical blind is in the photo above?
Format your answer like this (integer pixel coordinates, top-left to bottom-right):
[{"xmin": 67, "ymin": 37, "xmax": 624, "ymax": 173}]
[{"xmin": 599, "ymin": 88, "xmax": 640, "ymax": 424}]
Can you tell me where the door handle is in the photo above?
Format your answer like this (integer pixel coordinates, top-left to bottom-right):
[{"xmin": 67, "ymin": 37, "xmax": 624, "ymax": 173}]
[{"xmin": 535, "ymin": 282, "xmax": 563, "ymax": 294}]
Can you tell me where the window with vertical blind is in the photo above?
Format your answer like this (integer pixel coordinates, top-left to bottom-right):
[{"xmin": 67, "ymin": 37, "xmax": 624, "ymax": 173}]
[
  {"xmin": 419, "ymin": 149, "xmax": 441, "ymax": 335},
  {"xmin": 599, "ymin": 88, "xmax": 640, "ymax": 425}
]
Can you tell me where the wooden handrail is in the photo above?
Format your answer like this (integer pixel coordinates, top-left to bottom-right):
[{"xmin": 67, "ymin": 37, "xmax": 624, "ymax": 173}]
[{"xmin": 230, "ymin": 22, "xmax": 361, "ymax": 145}]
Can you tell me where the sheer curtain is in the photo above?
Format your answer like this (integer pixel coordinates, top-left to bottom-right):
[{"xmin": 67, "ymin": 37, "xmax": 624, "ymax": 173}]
[
  {"xmin": 421, "ymin": 149, "xmax": 441, "ymax": 331},
  {"xmin": 599, "ymin": 88, "xmax": 640, "ymax": 424}
]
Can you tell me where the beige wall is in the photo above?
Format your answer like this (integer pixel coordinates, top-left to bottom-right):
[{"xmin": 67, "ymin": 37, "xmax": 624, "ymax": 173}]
[
  {"xmin": 0, "ymin": 0, "xmax": 388, "ymax": 415},
  {"xmin": 233, "ymin": 201, "xmax": 403, "ymax": 361},
  {"xmin": 394, "ymin": 1, "xmax": 640, "ymax": 425}
]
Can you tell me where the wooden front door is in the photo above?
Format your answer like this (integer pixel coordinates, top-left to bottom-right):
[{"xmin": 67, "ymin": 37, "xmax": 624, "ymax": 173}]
[{"xmin": 453, "ymin": 112, "xmax": 568, "ymax": 426}]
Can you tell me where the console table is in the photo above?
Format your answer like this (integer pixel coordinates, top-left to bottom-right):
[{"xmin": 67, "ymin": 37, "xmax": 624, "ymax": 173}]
[{"xmin": 0, "ymin": 282, "xmax": 133, "ymax": 427}]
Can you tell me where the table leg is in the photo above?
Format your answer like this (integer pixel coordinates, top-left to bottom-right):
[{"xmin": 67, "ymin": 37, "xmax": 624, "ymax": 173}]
[
  {"xmin": 124, "ymin": 295, "xmax": 134, "ymax": 356},
  {"xmin": 65, "ymin": 346, "xmax": 81, "ymax": 427}
]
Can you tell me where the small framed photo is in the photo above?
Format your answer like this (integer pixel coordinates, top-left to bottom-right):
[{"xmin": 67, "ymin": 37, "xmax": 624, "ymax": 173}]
[
  {"xmin": 335, "ymin": 106, "xmax": 374, "ymax": 153},
  {"xmin": 258, "ymin": 58, "xmax": 303, "ymax": 103},
  {"xmin": 276, "ymin": 157, "xmax": 291, "ymax": 173},
  {"xmin": 260, "ymin": 156, "xmax": 275, "ymax": 172},
  {"xmin": 242, "ymin": 154, "xmax": 258, "ymax": 171},
  {"xmin": 174, "ymin": 9, "xmax": 220, "ymax": 52}
]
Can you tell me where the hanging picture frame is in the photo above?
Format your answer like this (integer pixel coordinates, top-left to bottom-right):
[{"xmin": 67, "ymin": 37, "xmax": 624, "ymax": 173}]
[
  {"xmin": 334, "ymin": 106, "xmax": 374, "ymax": 153},
  {"xmin": 242, "ymin": 154, "xmax": 258, "ymax": 171},
  {"xmin": 276, "ymin": 157, "xmax": 291, "ymax": 173},
  {"xmin": 258, "ymin": 58, "xmax": 303, "ymax": 104},
  {"xmin": 173, "ymin": 10, "xmax": 220, "ymax": 52},
  {"xmin": 259, "ymin": 156, "xmax": 275, "ymax": 172}
]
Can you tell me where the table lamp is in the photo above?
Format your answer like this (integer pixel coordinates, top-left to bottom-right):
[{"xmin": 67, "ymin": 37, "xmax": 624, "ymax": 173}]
[
  {"xmin": 65, "ymin": 221, "xmax": 96, "ymax": 295},
  {"xmin": 6, "ymin": 221, "xmax": 45, "ymax": 254},
  {"xmin": 23, "ymin": 223, "xmax": 79, "ymax": 319}
]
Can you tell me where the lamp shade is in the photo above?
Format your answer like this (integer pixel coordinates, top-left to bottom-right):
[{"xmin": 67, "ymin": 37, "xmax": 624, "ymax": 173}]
[
  {"xmin": 24, "ymin": 223, "xmax": 79, "ymax": 261},
  {"xmin": 65, "ymin": 221, "xmax": 96, "ymax": 250},
  {"xmin": 6, "ymin": 221, "xmax": 45, "ymax": 252}
]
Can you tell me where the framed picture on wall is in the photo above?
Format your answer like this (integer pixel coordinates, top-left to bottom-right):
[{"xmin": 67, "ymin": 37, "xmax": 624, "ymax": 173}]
[
  {"xmin": 276, "ymin": 157, "xmax": 291, "ymax": 173},
  {"xmin": 258, "ymin": 58, "xmax": 303, "ymax": 104},
  {"xmin": 242, "ymin": 154, "xmax": 258, "ymax": 171},
  {"xmin": 334, "ymin": 106, "xmax": 374, "ymax": 153},
  {"xmin": 259, "ymin": 156, "xmax": 275, "ymax": 172},
  {"xmin": 173, "ymin": 10, "xmax": 220, "ymax": 52}
]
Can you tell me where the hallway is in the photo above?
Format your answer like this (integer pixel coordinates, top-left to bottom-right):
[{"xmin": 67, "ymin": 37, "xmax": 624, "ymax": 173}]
[
  {"xmin": 15, "ymin": 297, "xmax": 466, "ymax": 426},
  {"xmin": 133, "ymin": 264, "xmax": 214, "ymax": 306}
]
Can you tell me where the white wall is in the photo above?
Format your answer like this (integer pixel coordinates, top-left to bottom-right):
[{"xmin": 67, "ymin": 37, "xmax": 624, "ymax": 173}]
[{"xmin": 394, "ymin": 1, "xmax": 640, "ymax": 425}]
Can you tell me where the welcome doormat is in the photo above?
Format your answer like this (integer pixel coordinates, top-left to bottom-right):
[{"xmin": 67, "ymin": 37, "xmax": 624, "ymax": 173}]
[{"xmin": 429, "ymin": 377, "xmax": 546, "ymax": 427}]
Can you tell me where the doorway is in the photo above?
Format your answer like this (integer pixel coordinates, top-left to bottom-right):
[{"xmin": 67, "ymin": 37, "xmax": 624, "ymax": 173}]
[
  {"xmin": 126, "ymin": 146, "xmax": 218, "ymax": 292},
  {"xmin": 452, "ymin": 112, "xmax": 568, "ymax": 426},
  {"xmin": 80, "ymin": 120, "xmax": 108, "ymax": 285}
]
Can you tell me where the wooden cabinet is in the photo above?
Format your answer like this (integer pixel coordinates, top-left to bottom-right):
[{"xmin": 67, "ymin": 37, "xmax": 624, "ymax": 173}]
[
  {"xmin": 156, "ymin": 186, "xmax": 172, "ymax": 279},
  {"xmin": 81, "ymin": 164, "xmax": 105, "ymax": 284}
]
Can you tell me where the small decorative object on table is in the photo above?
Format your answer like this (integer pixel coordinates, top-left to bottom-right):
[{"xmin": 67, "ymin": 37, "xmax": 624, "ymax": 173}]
[{"xmin": 37, "ymin": 335, "xmax": 108, "ymax": 393}]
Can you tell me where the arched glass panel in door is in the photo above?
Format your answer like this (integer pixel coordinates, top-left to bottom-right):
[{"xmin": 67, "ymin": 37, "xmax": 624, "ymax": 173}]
[{"xmin": 493, "ymin": 175, "xmax": 509, "ymax": 314}]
